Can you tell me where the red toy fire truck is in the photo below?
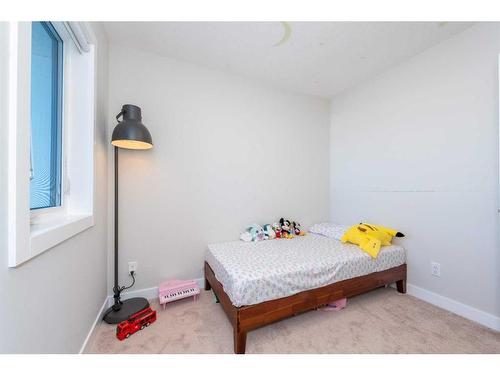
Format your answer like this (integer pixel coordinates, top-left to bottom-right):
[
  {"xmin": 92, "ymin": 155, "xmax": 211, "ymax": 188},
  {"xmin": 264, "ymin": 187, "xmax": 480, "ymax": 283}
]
[{"xmin": 116, "ymin": 307, "xmax": 157, "ymax": 340}]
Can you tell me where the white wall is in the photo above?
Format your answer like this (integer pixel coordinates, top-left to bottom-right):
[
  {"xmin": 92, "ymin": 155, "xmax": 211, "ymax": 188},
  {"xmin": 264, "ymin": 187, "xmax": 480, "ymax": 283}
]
[
  {"xmin": 0, "ymin": 22, "xmax": 109, "ymax": 353},
  {"xmin": 330, "ymin": 23, "xmax": 500, "ymax": 318},
  {"xmin": 108, "ymin": 45, "xmax": 330, "ymax": 291}
]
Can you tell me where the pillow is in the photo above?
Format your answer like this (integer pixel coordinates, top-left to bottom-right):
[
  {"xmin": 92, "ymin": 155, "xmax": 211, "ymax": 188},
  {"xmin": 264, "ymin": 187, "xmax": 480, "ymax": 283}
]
[{"xmin": 308, "ymin": 223, "xmax": 350, "ymax": 241}]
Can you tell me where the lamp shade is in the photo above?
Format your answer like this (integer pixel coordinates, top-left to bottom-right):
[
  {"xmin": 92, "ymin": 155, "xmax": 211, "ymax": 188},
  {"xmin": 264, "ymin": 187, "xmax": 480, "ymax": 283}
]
[{"xmin": 111, "ymin": 104, "xmax": 153, "ymax": 150}]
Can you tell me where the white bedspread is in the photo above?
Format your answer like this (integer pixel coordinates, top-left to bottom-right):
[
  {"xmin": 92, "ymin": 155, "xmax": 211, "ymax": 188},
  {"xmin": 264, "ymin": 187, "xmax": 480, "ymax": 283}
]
[{"xmin": 205, "ymin": 233, "xmax": 406, "ymax": 307}]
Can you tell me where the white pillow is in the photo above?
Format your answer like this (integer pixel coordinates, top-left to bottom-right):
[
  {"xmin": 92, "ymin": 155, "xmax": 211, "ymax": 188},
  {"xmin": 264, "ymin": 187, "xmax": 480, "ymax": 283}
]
[{"xmin": 309, "ymin": 223, "xmax": 350, "ymax": 241}]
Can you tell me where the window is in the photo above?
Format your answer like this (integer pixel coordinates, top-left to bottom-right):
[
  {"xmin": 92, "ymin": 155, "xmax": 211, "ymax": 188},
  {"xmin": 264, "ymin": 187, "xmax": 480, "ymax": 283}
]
[
  {"xmin": 7, "ymin": 22, "xmax": 95, "ymax": 267},
  {"xmin": 30, "ymin": 22, "xmax": 64, "ymax": 210}
]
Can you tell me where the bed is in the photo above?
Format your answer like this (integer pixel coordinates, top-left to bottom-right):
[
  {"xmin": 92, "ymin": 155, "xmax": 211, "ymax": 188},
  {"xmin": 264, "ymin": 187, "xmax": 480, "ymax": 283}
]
[{"xmin": 204, "ymin": 233, "xmax": 407, "ymax": 354}]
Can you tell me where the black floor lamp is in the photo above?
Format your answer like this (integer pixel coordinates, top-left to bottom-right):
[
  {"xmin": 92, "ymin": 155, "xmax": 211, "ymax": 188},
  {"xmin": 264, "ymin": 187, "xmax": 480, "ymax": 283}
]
[{"xmin": 103, "ymin": 104, "xmax": 153, "ymax": 324}]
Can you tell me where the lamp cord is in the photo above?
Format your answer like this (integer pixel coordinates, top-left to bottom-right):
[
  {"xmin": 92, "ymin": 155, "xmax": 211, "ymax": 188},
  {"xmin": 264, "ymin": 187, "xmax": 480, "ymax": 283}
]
[{"xmin": 117, "ymin": 271, "xmax": 136, "ymax": 294}]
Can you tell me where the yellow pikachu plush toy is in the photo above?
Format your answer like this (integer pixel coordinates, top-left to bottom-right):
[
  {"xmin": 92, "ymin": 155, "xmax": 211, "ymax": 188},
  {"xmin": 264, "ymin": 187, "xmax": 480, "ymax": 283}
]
[{"xmin": 341, "ymin": 223, "xmax": 404, "ymax": 258}]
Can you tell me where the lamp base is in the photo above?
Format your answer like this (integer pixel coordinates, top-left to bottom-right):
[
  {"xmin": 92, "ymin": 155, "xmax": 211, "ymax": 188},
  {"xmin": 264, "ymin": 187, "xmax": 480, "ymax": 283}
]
[{"xmin": 103, "ymin": 297, "xmax": 150, "ymax": 324}]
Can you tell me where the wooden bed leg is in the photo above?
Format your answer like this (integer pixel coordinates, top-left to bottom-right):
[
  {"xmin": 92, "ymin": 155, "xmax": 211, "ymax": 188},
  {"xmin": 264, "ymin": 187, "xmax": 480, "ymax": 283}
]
[
  {"xmin": 396, "ymin": 279, "xmax": 406, "ymax": 294},
  {"xmin": 204, "ymin": 277, "xmax": 211, "ymax": 291},
  {"xmin": 234, "ymin": 329, "xmax": 247, "ymax": 354}
]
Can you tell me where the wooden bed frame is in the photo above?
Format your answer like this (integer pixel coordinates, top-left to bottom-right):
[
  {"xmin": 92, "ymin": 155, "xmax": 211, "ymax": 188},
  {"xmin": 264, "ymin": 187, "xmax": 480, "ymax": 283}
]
[{"xmin": 204, "ymin": 261, "xmax": 407, "ymax": 354}]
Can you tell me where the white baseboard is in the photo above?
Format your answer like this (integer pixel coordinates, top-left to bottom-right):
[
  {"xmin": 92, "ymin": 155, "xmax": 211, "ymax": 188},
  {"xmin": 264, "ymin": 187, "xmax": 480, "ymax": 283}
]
[
  {"xmin": 405, "ymin": 283, "xmax": 500, "ymax": 332},
  {"xmin": 79, "ymin": 297, "xmax": 108, "ymax": 354},
  {"xmin": 105, "ymin": 286, "xmax": 157, "ymax": 308}
]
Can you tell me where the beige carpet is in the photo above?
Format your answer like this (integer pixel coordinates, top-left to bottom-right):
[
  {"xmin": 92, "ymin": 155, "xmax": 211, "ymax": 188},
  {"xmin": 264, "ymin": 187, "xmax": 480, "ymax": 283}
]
[{"xmin": 84, "ymin": 288, "xmax": 500, "ymax": 354}]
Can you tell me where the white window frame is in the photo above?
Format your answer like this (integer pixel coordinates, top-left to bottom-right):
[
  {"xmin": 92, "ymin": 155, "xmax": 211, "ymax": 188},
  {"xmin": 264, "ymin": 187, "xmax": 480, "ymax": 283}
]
[{"xmin": 7, "ymin": 21, "xmax": 96, "ymax": 267}]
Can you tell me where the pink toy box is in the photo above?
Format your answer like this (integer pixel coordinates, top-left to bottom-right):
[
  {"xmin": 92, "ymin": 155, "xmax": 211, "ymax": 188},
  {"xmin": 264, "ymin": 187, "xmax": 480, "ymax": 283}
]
[{"xmin": 158, "ymin": 279, "xmax": 200, "ymax": 310}]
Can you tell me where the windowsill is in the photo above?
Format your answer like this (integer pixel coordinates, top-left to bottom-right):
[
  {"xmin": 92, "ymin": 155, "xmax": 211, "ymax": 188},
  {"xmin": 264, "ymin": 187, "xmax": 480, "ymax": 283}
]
[{"xmin": 29, "ymin": 214, "xmax": 94, "ymax": 260}]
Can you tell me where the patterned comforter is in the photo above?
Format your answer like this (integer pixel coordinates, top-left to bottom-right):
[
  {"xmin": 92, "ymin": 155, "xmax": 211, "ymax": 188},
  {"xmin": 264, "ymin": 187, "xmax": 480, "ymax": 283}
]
[{"xmin": 205, "ymin": 233, "xmax": 406, "ymax": 307}]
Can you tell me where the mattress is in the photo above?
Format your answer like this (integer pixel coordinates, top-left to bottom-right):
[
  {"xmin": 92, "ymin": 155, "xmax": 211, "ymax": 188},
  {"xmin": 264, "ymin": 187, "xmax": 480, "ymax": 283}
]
[{"xmin": 205, "ymin": 233, "xmax": 406, "ymax": 307}]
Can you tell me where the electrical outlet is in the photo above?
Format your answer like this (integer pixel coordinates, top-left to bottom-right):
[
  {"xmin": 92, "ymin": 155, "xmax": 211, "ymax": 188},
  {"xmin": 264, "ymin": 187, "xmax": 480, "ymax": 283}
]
[
  {"xmin": 431, "ymin": 261, "xmax": 441, "ymax": 277},
  {"xmin": 128, "ymin": 261, "xmax": 137, "ymax": 274}
]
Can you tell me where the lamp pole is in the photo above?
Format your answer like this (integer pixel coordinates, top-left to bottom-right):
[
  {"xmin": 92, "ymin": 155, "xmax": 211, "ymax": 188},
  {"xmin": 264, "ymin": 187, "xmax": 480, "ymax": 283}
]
[{"xmin": 113, "ymin": 146, "xmax": 120, "ymax": 308}]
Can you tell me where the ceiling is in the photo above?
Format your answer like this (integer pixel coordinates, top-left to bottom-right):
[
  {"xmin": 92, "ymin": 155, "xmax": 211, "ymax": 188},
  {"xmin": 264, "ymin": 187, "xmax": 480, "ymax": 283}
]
[{"xmin": 103, "ymin": 22, "xmax": 473, "ymax": 98}]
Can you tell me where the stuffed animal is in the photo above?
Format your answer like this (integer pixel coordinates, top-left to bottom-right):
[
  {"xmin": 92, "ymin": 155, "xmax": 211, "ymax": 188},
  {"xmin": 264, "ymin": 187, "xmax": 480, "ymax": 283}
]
[
  {"xmin": 249, "ymin": 224, "xmax": 266, "ymax": 241},
  {"xmin": 291, "ymin": 221, "xmax": 306, "ymax": 236},
  {"xmin": 279, "ymin": 218, "xmax": 294, "ymax": 239},
  {"xmin": 272, "ymin": 222, "xmax": 282, "ymax": 238},
  {"xmin": 263, "ymin": 224, "xmax": 276, "ymax": 240},
  {"xmin": 341, "ymin": 223, "xmax": 404, "ymax": 258},
  {"xmin": 240, "ymin": 224, "xmax": 266, "ymax": 242}
]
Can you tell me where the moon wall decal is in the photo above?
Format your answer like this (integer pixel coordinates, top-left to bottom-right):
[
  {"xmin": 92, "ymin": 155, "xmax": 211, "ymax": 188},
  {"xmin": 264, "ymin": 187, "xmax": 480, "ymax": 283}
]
[{"xmin": 273, "ymin": 21, "xmax": 292, "ymax": 47}]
